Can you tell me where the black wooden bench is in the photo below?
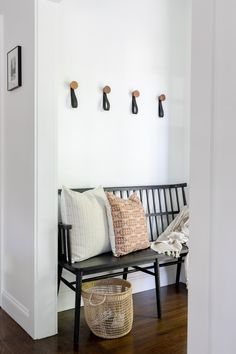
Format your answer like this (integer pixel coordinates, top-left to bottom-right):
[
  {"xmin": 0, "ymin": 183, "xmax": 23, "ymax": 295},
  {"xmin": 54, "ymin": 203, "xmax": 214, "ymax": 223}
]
[{"xmin": 58, "ymin": 183, "xmax": 188, "ymax": 345}]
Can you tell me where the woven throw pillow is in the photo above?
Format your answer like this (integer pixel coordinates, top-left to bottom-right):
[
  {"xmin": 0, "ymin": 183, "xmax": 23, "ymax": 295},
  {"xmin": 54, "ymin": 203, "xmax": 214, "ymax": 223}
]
[
  {"xmin": 61, "ymin": 186, "xmax": 111, "ymax": 262},
  {"xmin": 106, "ymin": 192, "xmax": 150, "ymax": 257}
]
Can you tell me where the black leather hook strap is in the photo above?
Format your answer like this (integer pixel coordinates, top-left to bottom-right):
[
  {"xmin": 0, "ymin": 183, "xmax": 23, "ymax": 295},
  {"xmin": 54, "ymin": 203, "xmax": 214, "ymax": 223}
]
[
  {"xmin": 158, "ymin": 100, "xmax": 164, "ymax": 117},
  {"xmin": 70, "ymin": 88, "xmax": 78, "ymax": 108},
  {"xmin": 103, "ymin": 92, "xmax": 110, "ymax": 111},
  {"xmin": 132, "ymin": 96, "xmax": 138, "ymax": 114}
]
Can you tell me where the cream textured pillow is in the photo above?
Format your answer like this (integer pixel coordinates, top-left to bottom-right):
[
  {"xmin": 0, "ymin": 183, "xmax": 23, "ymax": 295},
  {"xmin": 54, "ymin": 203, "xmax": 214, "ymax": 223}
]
[
  {"xmin": 106, "ymin": 192, "xmax": 150, "ymax": 257},
  {"xmin": 61, "ymin": 187, "xmax": 111, "ymax": 262}
]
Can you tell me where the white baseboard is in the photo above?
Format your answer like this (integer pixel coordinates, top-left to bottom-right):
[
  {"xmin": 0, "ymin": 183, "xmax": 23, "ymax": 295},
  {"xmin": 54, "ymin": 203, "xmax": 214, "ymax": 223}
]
[
  {"xmin": 2, "ymin": 290, "xmax": 33, "ymax": 337},
  {"xmin": 58, "ymin": 265, "xmax": 185, "ymax": 312}
]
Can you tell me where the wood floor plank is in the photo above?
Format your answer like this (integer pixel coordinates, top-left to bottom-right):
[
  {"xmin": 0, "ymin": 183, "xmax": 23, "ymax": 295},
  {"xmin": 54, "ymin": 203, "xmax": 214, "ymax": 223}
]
[{"xmin": 0, "ymin": 284, "xmax": 187, "ymax": 354}]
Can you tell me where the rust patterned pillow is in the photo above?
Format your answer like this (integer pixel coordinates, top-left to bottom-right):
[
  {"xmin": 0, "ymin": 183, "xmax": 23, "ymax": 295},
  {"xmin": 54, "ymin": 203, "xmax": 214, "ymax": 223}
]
[{"xmin": 106, "ymin": 192, "xmax": 150, "ymax": 257}]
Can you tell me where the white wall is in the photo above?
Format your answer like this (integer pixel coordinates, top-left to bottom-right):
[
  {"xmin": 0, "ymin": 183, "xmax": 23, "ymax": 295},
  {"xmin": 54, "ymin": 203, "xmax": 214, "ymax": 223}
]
[
  {"xmin": 0, "ymin": 0, "xmax": 36, "ymax": 337},
  {"xmin": 188, "ymin": 0, "xmax": 214, "ymax": 352},
  {"xmin": 34, "ymin": 0, "xmax": 59, "ymax": 339},
  {"xmin": 210, "ymin": 2, "xmax": 236, "ymax": 351},
  {"xmin": 57, "ymin": 0, "xmax": 191, "ymax": 311},
  {"xmin": 0, "ymin": 0, "xmax": 59, "ymax": 339},
  {"xmin": 189, "ymin": 0, "xmax": 236, "ymax": 353},
  {"xmin": 0, "ymin": 14, "xmax": 3, "ymax": 307},
  {"xmin": 57, "ymin": 0, "xmax": 190, "ymax": 188}
]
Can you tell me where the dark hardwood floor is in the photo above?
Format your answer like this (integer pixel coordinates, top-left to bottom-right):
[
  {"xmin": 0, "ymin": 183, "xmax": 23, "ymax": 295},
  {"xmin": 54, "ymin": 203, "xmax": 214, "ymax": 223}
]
[{"xmin": 0, "ymin": 284, "xmax": 187, "ymax": 354}]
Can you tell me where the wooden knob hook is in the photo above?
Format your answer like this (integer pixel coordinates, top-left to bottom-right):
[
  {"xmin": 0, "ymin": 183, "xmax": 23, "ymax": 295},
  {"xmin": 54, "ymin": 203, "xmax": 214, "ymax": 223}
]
[
  {"xmin": 103, "ymin": 86, "xmax": 111, "ymax": 94},
  {"xmin": 158, "ymin": 94, "xmax": 166, "ymax": 102},
  {"xmin": 132, "ymin": 90, "xmax": 140, "ymax": 98},
  {"xmin": 70, "ymin": 81, "xmax": 79, "ymax": 90}
]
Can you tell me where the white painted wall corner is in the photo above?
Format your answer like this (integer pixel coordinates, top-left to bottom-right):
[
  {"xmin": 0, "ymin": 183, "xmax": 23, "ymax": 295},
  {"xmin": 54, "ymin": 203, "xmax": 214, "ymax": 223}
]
[{"xmin": 0, "ymin": 14, "xmax": 4, "ymax": 308}]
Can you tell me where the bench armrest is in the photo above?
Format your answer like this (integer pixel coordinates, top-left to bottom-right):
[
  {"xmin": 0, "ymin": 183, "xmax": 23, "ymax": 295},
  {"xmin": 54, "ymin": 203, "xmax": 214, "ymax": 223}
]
[{"xmin": 58, "ymin": 222, "xmax": 72, "ymax": 264}]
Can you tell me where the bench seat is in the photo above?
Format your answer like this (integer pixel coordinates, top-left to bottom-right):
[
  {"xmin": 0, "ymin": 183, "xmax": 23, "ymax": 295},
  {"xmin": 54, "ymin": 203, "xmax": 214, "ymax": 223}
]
[{"xmin": 60, "ymin": 246, "xmax": 188, "ymax": 275}]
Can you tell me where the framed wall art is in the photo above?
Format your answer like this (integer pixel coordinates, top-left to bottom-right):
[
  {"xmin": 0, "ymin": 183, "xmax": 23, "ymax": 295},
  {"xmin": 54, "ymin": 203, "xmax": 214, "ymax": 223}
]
[{"xmin": 7, "ymin": 46, "xmax": 22, "ymax": 91}]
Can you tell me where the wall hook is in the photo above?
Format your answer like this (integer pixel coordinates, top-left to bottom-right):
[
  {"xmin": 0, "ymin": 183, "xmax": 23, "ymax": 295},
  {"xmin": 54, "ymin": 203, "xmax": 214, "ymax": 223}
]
[
  {"xmin": 132, "ymin": 90, "xmax": 140, "ymax": 114},
  {"xmin": 103, "ymin": 86, "xmax": 111, "ymax": 111},
  {"xmin": 158, "ymin": 94, "xmax": 166, "ymax": 118},
  {"xmin": 70, "ymin": 81, "xmax": 78, "ymax": 108}
]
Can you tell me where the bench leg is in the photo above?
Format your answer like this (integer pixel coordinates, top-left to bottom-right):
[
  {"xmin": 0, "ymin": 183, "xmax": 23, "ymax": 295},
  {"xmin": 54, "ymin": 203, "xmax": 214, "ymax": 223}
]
[
  {"xmin": 123, "ymin": 267, "xmax": 128, "ymax": 280},
  {"xmin": 154, "ymin": 260, "xmax": 161, "ymax": 319},
  {"xmin": 74, "ymin": 271, "xmax": 83, "ymax": 346},
  {"xmin": 58, "ymin": 264, "xmax": 63, "ymax": 294},
  {"xmin": 176, "ymin": 257, "xmax": 183, "ymax": 288}
]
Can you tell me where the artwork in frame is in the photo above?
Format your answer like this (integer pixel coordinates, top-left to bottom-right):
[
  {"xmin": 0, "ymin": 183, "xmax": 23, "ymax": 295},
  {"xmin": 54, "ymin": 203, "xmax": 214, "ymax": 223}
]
[{"xmin": 7, "ymin": 46, "xmax": 22, "ymax": 91}]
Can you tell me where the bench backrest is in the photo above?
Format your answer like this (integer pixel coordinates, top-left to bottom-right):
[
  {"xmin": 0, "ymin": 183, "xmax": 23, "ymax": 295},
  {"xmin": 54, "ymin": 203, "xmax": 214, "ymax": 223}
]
[{"xmin": 68, "ymin": 183, "xmax": 187, "ymax": 241}]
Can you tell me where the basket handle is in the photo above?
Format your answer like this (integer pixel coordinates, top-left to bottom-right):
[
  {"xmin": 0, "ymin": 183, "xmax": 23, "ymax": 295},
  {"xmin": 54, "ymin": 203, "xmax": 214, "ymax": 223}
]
[{"xmin": 89, "ymin": 292, "xmax": 106, "ymax": 306}]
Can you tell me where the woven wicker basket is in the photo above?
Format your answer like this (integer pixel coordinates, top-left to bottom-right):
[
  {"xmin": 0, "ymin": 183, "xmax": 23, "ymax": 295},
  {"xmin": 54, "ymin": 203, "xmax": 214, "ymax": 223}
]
[{"xmin": 82, "ymin": 278, "xmax": 133, "ymax": 339}]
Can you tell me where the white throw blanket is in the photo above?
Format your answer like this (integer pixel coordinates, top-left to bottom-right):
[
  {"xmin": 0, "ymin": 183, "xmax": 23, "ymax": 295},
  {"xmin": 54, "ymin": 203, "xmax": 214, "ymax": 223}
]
[{"xmin": 151, "ymin": 206, "xmax": 189, "ymax": 286}]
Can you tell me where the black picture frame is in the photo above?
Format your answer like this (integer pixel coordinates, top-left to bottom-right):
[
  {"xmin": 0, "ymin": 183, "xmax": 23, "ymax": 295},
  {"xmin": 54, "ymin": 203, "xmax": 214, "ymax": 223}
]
[{"xmin": 7, "ymin": 46, "xmax": 22, "ymax": 91}]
